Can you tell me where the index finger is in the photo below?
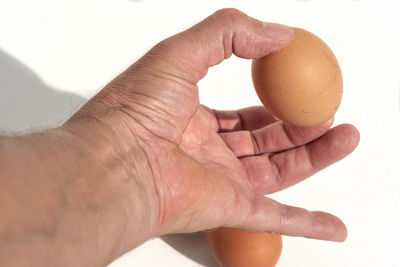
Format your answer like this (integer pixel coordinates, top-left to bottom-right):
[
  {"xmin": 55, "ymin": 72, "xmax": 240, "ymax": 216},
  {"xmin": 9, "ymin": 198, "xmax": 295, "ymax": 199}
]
[{"xmin": 211, "ymin": 106, "xmax": 279, "ymax": 132}]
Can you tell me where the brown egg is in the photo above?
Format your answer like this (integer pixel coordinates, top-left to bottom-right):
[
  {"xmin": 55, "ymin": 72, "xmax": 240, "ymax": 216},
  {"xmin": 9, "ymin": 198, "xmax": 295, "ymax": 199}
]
[
  {"xmin": 252, "ymin": 28, "xmax": 342, "ymax": 127},
  {"xmin": 205, "ymin": 228, "xmax": 282, "ymax": 267}
]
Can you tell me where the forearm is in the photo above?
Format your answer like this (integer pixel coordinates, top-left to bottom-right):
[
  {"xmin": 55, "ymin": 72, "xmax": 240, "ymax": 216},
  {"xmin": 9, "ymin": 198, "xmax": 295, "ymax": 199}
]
[{"xmin": 0, "ymin": 120, "xmax": 155, "ymax": 266}]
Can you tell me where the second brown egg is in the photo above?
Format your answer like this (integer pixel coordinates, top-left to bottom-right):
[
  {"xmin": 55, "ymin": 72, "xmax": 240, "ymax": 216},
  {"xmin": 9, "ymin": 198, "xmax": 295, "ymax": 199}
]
[{"xmin": 205, "ymin": 228, "xmax": 282, "ymax": 267}]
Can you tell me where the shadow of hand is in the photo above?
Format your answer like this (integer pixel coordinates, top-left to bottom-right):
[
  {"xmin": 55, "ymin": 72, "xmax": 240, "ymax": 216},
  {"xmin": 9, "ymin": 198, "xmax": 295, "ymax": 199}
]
[
  {"xmin": 0, "ymin": 49, "xmax": 86, "ymax": 133},
  {"xmin": 161, "ymin": 232, "xmax": 218, "ymax": 267}
]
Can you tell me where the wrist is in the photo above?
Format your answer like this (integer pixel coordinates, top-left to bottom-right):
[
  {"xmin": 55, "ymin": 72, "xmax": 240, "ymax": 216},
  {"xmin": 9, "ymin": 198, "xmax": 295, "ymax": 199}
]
[{"xmin": 64, "ymin": 112, "xmax": 160, "ymax": 262}]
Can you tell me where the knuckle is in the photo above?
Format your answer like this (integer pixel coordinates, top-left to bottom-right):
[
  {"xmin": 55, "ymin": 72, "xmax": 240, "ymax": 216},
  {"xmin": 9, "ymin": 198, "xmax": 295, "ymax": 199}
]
[
  {"xmin": 278, "ymin": 204, "xmax": 289, "ymax": 231},
  {"xmin": 214, "ymin": 8, "xmax": 245, "ymax": 23},
  {"xmin": 250, "ymin": 131, "xmax": 261, "ymax": 155},
  {"xmin": 144, "ymin": 39, "xmax": 173, "ymax": 65}
]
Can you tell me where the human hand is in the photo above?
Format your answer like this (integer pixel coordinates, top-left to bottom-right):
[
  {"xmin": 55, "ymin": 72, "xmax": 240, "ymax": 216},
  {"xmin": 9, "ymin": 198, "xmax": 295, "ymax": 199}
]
[{"xmin": 69, "ymin": 8, "xmax": 359, "ymax": 254}]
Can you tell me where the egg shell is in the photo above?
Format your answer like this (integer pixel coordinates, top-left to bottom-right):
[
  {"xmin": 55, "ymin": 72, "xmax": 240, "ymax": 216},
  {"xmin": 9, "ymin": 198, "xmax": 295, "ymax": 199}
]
[
  {"xmin": 252, "ymin": 27, "xmax": 343, "ymax": 127},
  {"xmin": 205, "ymin": 227, "xmax": 282, "ymax": 267}
]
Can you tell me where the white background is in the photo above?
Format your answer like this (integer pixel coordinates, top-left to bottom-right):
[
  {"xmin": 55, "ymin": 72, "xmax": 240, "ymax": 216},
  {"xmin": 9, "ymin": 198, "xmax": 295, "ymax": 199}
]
[{"xmin": 1, "ymin": 0, "xmax": 399, "ymax": 266}]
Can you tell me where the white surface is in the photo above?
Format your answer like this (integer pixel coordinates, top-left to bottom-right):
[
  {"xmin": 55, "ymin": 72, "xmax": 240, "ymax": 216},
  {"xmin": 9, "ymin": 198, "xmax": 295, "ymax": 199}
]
[{"xmin": 1, "ymin": 0, "xmax": 399, "ymax": 266}]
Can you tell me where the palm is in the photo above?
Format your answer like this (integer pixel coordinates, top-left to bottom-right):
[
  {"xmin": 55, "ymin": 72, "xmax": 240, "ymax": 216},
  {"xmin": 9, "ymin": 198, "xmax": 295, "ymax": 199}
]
[
  {"xmin": 174, "ymin": 105, "xmax": 251, "ymax": 232},
  {"xmin": 148, "ymin": 91, "xmax": 356, "ymax": 237},
  {"xmin": 144, "ymin": 99, "xmax": 254, "ymax": 234}
]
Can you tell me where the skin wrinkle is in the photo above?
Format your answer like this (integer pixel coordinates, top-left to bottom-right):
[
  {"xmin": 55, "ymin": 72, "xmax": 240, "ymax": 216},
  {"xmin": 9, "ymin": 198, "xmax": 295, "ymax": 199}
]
[
  {"xmin": 250, "ymin": 130, "xmax": 261, "ymax": 155},
  {"xmin": 278, "ymin": 204, "xmax": 289, "ymax": 235},
  {"xmin": 226, "ymin": 182, "xmax": 244, "ymax": 226},
  {"xmin": 240, "ymin": 31, "xmax": 259, "ymax": 59},
  {"xmin": 242, "ymin": 193, "xmax": 258, "ymax": 229},
  {"xmin": 236, "ymin": 110, "xmax": 246, "ymax": 133},
  {"xmin": 188, "ymin": 169, "xmax": 221, "ymax": 231},
  {"xmin": 181, "ymin": 171, "xmax": 213, "ymax": 231},
  {"xmin": 270, "ymin": 155, "xmax": 284, "ymax": 190},
  {"xmin": 177, "ymin": 105, "xmax": 201, "ymax": 147},
  {"xmin": 147, "ymin": 103, "xmax": 177, "ymax": 130},
  {"xmin": 222, "ymin": 30, "xmax": 234, "ymax": 61},
  {"xmin": 283, "ymin": 122, "xmax": 297, "ymax": 147},
  {"xmin": 304, "ymin": 144, "xmax": 317, "ymax": 171},
  {"xmin": 207, "ymin": 172, "xmax": 221, "ymax": 227},
  {"xmin": 239, "ymin": 156, "xmax": 256, "ymax": 201},
  {"xmin": 294, "ymin": 124, "xmax": 311, "ymax": 143},
  {"xmin": 142, "ymin": 68, "xmax": 197, "ymax": 95},
  {"xmin": 113, "ymin": 119, "xmax": 151, "ymax": 190},
  {"xmin": 123, "ymin": 100, "xmax": 160, "ymax": 125},
  {"xmin": 234, "ymin": 110, "xmax": 248, "ymax": 130},
  {"xmin": 209, "ymin": 10, "xmax": 235, "ymax": 64},
  {"xmin": 118, "ymin": 104, "xmax": 159, "ymax": 133},
  {"xmin": 164, "ymin": 153, "xmax": 199, "ymax": 232},
  {"xmin": 113, "ymin": 83, "xmax": 162, "ymax": 108},
  {"xmin": 134, "ymin": 136, "xmax": 165, "ymax": 234},
  {"xmin": 222, "ymin": 9, "xmax": 250, "ymax": 59},
  {"xmin": 142, "ymin": 40, "xmax": 203, "ymax": 86},
  {"xmin": 180, "ymin": 211, "xmax": 196, "ymax": 233},
  {"xmin": 129, "ymin": 99, "xmax": 177, "ymax": 132},
  {"xmin": 200, "ymin": 106, "xmax": 219, "ymax": 132},
  {"xmin": 176, "ymin": 92, "xmax": 201, "ymax": 145}
]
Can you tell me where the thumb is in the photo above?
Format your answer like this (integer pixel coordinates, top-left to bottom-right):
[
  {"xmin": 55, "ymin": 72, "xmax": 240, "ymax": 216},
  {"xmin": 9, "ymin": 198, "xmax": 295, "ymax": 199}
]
[
  {"xmin": 135, "ymin": 8, "xmax": 294, "ymax": 85},
  {"xmin": 84, "ymin": 9, "xmax": 294, "ymax": 144}
]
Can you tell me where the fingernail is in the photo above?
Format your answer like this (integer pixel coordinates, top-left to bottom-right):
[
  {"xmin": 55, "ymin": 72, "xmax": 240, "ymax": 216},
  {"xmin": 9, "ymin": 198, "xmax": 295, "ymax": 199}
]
[{"xmin": 263, "ymin": 22, "xmax": 294, "ymax": 41}]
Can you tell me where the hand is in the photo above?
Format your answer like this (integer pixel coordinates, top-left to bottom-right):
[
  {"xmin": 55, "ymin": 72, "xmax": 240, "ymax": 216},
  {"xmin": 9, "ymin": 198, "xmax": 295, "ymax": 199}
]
[{"xmin": 70, "ymin": 8, "xmax": 359, "ymax": 254}]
